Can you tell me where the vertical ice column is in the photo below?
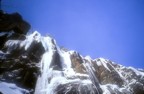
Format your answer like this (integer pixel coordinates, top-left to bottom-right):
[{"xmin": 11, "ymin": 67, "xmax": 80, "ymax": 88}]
[
  {"xmin": 34, "ymin": 36, "xmax": 55, "ymax": 94},
  {"xmin": 83, "ymin": 56, "xmax": 101, "ymax": 94}
]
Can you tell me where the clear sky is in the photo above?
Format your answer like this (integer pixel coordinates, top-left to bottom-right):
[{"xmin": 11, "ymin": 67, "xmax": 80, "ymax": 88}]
[{"xmin": 2, "ymin": 0, "xmax": 144, "ymax": 68}]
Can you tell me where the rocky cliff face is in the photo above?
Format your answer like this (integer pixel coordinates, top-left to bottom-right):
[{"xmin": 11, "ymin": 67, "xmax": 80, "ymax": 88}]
[{"xmin": 0, "ymin": 31, "xmax": 144, "ymax": 94}]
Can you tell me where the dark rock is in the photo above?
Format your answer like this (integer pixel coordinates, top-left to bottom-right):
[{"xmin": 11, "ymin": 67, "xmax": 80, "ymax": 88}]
[
  {"xmin": 50, "ymin": 51, "xmax": 62, "ymax": 70},
  {"xmin": 0, "ymin": 33, "xmax": 8, "ymax": 49},
  {"xmin": 0, "ymin": 11, "xmax": 31, "ymax": 34}
]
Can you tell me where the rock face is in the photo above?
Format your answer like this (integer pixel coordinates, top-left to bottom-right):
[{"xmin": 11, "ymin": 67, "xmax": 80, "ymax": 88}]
[
  {"xmin": 0, "ymin": 10, "xmax": 31, "ymax": 34},
  {"xmin": 0, "ymin": 31, "xmax": 144, "ymax": 94}
]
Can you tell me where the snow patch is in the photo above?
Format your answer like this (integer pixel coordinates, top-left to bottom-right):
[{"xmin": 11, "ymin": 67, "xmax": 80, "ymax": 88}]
[
  {"xmin": 0, "ymin": 82, "xmax": 29, "ymax": 94},
  {"xmin": 97, "ymin": 60, "xmax": 102, "ymax": 66},
  {"xmin": 128, "ymin": 67, "xmax": 144, "ymax": 77},
  {"xmin": 0, "ymin": 31, "xmax": 14, "ymax": 37},
  {"xmin": 85, "ymin": 55, "xmax": 92, "ymax": 62}
]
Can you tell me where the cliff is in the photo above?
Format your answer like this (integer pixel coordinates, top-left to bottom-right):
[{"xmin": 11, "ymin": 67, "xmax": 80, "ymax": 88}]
[{"xmin": 0, "ymin": 31, "xmax": 144, "ymax": 94}]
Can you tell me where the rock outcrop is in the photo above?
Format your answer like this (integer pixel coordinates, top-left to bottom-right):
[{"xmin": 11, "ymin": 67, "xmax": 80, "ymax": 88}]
[
  {"xmin": 0, "ymin": 10, "xmax": 31, "ymax": 34},
  {"xmin": 0, "ymin": 31, "xmax": 144, "ymax": 94}
]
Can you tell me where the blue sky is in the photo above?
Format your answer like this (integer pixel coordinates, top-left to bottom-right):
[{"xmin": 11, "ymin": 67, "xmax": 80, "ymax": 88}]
[{"xmin": 2, "ymin": 0, "xmax": 144, "ymax": 68}]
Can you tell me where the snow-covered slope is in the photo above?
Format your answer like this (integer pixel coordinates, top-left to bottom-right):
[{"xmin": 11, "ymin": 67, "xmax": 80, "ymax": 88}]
[{"xmin": 0, "ymin": 31, "xmax": 144, "ymax": 94}]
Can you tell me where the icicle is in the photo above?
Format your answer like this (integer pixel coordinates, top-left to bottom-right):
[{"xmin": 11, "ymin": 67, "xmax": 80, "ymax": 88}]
[{"xmin": 34, "ymin": 52, "xmax": 53, "ymax": 94}]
